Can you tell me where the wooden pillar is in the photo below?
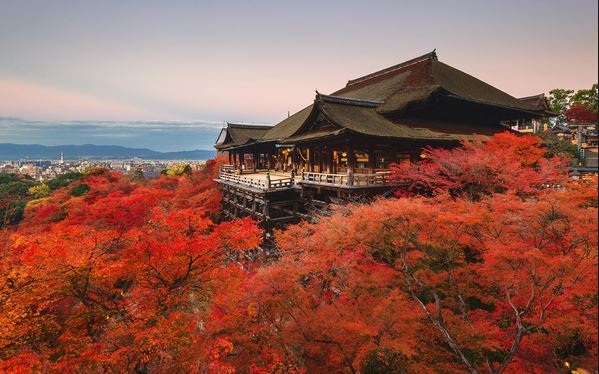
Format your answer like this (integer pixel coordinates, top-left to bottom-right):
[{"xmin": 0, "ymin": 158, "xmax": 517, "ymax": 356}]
[
  {"xmin": 228, "ymin": 152, "xmax": 232, "ymax": 165},
  {"xmin": 291, "ymin": 146, "xmax": 298, "ymax": 172},
  {"xmin": 233, "ymin": 191, "xmax": 238, "ymax": 218},
  {"xmin": 327, "ymin": 147, "xmax": 335, "ymax": 174},
  {"xmin": 368, "ymin": 146, "xmax": 375, "ymax": 174},
  {"xmin": 347, "ymin": 142, "xmax": 355, "ymax": 175},
  {"xmin": 316, "ymin": 147, "xmax": 321, "ymax": 173},
  {"xmin": 240, "ymin": 152, "xmax": 245, "ymax": 172},
  {"xmin": 263, "ymin": 199, "xmax": 269, "ymax": 220},
  {"xmin": 316, "ymin": 147, "xmax": 320, "ymax": 173},
  {"xmin": 308, "ymin": 147, "xmax": 314, "ymax": 172},
  {"xmin": 347, "ymin": 142, "xmax": 355, "ymax": 186}
]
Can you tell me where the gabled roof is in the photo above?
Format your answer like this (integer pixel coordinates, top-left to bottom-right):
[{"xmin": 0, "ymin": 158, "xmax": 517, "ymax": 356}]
[
  {"xmin": 335, "ymin": 50, "xmax": 541, "ymax": 115},
  {"xmin": 518, "ymin": 94, "xmax": 556, "ymax": 116},
  {"xmin": 262, "ymin": 105, "xmax": 312, "ymax": 142},
  {"xmin": 216, "ymin": 51, "xmax": 551, "ymax": 150},
  {"xmin": 551, "ymin": 124, "xmax": 572, "ymax": 133},
  {"xmin": 282, "ymin": 94, "xmax": 509, "ymax": 144},
  {"xmin": 215, "ymin": 123, "xmax": 272, "ymax": 150}
]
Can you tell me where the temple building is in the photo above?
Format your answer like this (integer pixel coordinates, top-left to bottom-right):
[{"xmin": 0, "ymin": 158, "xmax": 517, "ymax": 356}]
[
  {"xmin": 214, "ymin": 50, "xmax": 551, "ymax": 227},
  {"xmin": 503, "ymin": 94, "xmax": 554, "ymax": 133}
]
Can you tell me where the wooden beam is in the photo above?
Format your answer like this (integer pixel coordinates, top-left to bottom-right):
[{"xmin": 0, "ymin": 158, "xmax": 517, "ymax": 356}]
[{"xmin": 267, "ymin": 216, "xmax": 298, "ymax": 223}]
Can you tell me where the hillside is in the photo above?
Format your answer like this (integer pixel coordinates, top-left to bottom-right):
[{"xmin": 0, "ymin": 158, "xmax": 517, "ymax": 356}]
[
  {"xmin": 0, "ymin": 143, "xmax": 215, "ymax": 160},
  {"xmin": 0, "ymin": 135, "xmax": 597, "ymax": 373}
]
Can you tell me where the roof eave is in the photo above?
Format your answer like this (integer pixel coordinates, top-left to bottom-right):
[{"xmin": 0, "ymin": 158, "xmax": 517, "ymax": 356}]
[{"xmin": 445, "ymin": 94, "xmax": 554, "ymax": 118}]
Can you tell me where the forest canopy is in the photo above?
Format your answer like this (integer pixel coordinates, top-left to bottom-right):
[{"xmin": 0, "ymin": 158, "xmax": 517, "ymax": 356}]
[{"xmin": 0, "ymin": 134, "xmax": 597, "ymax": 373}]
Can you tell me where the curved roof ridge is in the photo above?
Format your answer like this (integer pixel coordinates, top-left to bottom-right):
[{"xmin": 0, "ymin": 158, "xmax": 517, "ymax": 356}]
[
  {"xmin": 226, "ymin": 122, "xmax": 273, "ymax": 129},
  {"xmin": 315, "ymin": 92, "xmax": 382, "ymax": 107},
  {"xmin": 345, "ymin": 49, "xmax": 437, "ymax": 87},
  {"xmin": 518, "ymin": 93, "xmax": 546, "ymax": 101}
]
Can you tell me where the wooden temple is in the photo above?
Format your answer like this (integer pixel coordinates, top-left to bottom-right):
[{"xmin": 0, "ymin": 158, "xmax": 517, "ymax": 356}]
[{"xmin": 214, "ymin": 50, "xmax": 551, "ymax": 228}]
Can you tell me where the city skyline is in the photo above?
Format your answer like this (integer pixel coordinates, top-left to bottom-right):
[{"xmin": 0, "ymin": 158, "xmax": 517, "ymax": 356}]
[{"xmin": 0, "ymin": 0, "xmax": 597, "ymax": 150}]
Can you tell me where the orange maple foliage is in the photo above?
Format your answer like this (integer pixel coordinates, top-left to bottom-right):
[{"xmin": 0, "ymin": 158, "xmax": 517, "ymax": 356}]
[
  {"xmin": 244, "ymin": 185, "xmax": 596, "ymax": 373},
  {"xmin": 0, "ymin": 160, "xmax": 262, "ymax": 372},
  {"xmin": 391, "ymin": 132, "xmax": 570, "ymax": 200},
  {"xmin": 1, "ymin": 142, "xmax": 597, "ymax": 373},
  {"xmin": 206, "ymin": 134, "xmax": 597, "ymax": 373}
]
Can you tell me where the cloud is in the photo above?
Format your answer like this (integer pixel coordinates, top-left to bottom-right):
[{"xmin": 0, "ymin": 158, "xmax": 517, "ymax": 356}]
[
  {"xmin": 0, "ymin": 117, "xmax": 239, "ymax": 152},
  {"xmin": 0, "ymin": 76, "xmax": 161, "ymax": 121}
]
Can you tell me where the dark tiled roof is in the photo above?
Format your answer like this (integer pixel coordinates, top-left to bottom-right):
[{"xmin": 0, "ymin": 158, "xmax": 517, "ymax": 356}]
[
  {"xmin": 334, "ymin": 51, "xmax": 541, "ymax": 115},
  {"xmin": 262, "ymin": 105, "xmax": 313, "ymax": 141},
  {"xmin": 215, "ymin": 123, "xmax": 272, "ymax": 150},
  {"xmin": 217, "ymin": 51, "xmax": 550, "ymax": 149},
  {"xmin": 283, "ymin": 99, "xmax": 507, "ymax": 143},
  {"xmin": 518, "ymin": 94, "xmax": 556, "ymax": 116},
  {"xmin": 337, "ymin": 52, "xmax": 539, "ymax": 115},
  {"xmin": 427, "ymin": 61, "xmax": 536, "ymax": 112},
  {"xmin": 282, "ymin": 128, "xmax": 345, "ymax": 143}
]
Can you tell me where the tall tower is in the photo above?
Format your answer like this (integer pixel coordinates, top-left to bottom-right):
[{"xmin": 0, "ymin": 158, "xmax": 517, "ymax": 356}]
[{"xmin": 60, "ymin": 152, "xmax": 64, "ymax": 165}]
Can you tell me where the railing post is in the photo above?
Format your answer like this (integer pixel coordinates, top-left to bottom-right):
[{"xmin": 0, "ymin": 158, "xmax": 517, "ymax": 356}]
[
  {"xmin": 348, "ymin": 170, "xmax": 354, "ymax": 186},
  {"xmin": 266, "ymin": 171, "xmax": 271, "ymax": 189}
]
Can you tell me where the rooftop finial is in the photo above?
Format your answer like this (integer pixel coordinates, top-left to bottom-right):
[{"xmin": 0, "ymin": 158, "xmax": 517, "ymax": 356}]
[{"xmin": 345, "ymin": 50, "xmax": 440, "ymax": 87}]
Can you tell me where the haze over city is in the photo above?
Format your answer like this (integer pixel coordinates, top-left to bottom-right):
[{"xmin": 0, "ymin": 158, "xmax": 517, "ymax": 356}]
[{"xmin": 0, "ymin": 0, "xmax": 597, "ymax": 151}]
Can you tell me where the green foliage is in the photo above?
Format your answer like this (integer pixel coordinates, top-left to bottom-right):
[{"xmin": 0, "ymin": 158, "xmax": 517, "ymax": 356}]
[
  {"xmin": 0, "ymin": 174, "xmax": 38, "ymax": 227},
  {"xmin": 548, "ymin": 89, "xmax": 574, "ymax": 117},
  {"xmin": 571, "ymin": 83, "xmax": 598, "ymax": 111},
  {"xmin": 362, "ymin": 349, "xmax": 409, "ymax": 374},
  {"xmin": 0, "ymin": 174, "xmax": 36, "ymax": 197},
  {"xmin": 0, "ymin": 181, "xmax": 33, "ymax": 198},
  {"xmin": 537, "ymin": 132, "xmax": 579, "ymax": 161},
  {"xmin": 70, "ymin": 183, "xmax": 90, "ymax": 197},
  {"xmin": 129, "ymin": 168, "xmax": 144, "ymax": 181},
  {"xmin": 0, "ymin": 174, "xmax": 26, "ymax": 185},
  {"xmin": 548, "ymin": 85, "xmax": 598, "ymax": 125},
  {"xmin": 46, "ymin": 172, "xmax": 82, "ymax": 190},
  {"xmin": 1, "ymin": 200, "xmax": 26, "ymax": 226}
]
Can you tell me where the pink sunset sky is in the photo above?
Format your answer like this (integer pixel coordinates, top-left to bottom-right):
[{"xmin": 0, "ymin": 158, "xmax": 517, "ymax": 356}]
[{"xmin": 0, "ymin": 0, "xmax": 597, "ymax": 151}]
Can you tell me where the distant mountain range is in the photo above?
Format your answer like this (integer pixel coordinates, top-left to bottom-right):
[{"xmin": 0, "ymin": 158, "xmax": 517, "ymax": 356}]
[{"xmin": 0, "ymin": 143, "xmax": 216, "ymax": 161}]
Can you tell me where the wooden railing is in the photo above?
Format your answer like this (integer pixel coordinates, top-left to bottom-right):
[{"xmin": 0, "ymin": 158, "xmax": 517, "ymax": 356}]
[
  {"xmin": 221, "ymin": 164, "xmax": 236, "ymax": 173},
  {"xmin": 219, "ymin": 168, "xmax": 393, "ymax": 190},
  {"xmin": 352, "ymin": 172, "xmax": 392, "ymax": 186},
  {"xmin": 300, "ymin": 171, "xmax": 392, "ymax": 188},
  {"xmin": 301, "ymin": 172, "xmax": 349, "ymax": 186},
  {"xmin": 218, "ymin": 169, "xmax": 294, "ymax": 190}
]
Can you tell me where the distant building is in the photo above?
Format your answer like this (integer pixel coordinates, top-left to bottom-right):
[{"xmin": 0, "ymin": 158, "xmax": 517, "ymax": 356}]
[
  {"xmin": 1, "ymin": 165, "xmax": 17, "ymax": 174},
  {"xmin": 505, "ymin": 94, "xmax": 555, "ymax": 133}
]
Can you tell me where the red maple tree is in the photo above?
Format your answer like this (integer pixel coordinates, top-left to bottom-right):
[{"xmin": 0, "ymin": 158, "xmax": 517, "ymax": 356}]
[
  {"xmin": 1, "ymin": 140, "xmax": 596, "ymax": 373},
  {"xmin": 565, "ymin": 103, "xmax": 598, "ymax": 124}
]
